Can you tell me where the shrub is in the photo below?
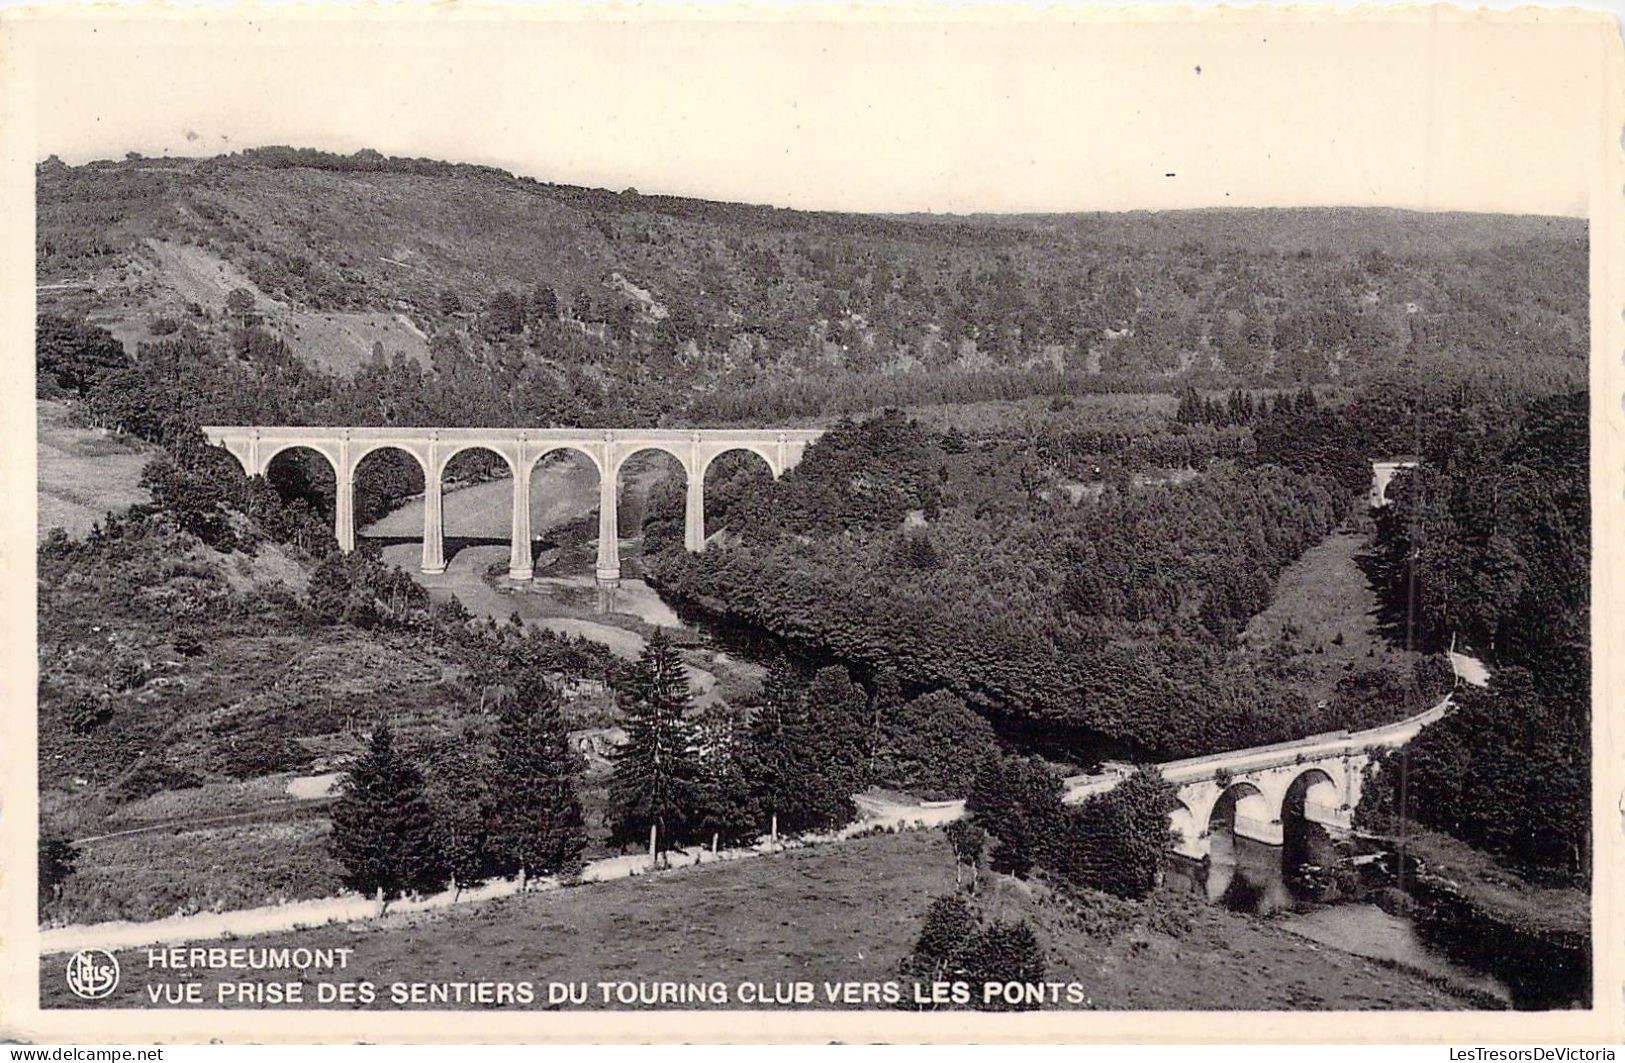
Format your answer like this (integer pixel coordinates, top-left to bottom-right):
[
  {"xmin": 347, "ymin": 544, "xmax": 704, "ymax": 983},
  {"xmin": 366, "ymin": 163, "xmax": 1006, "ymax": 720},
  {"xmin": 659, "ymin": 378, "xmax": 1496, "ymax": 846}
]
[
  {"xmin": 966, "ymin": 755, "xmax": 1063, "ymax": 878},
  {"xmin": 960, "ymin": 919, "xmax": 1046, "ymax": 1010},
  {"xmin": 1045, "ymin": 767, "xmax": 1176, "ymax": 900},
  {"xmin": 945, "ymin": 819, "xmax": 987, "ymax": 884},
  {"xmin": 899, "ymin": 894, "xmax": 1047, "ymax": 1011},
  {"xmin": 38, "ymin": 832, "xmax": 79, "ymax": 913}
]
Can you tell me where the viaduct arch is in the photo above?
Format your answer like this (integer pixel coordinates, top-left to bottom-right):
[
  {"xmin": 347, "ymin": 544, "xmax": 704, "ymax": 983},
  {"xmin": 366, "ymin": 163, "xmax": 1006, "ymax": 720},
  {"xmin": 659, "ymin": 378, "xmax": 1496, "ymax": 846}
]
[{"xmin": 202, "ymin": 426, "xmax": 823, "ymax": 583}]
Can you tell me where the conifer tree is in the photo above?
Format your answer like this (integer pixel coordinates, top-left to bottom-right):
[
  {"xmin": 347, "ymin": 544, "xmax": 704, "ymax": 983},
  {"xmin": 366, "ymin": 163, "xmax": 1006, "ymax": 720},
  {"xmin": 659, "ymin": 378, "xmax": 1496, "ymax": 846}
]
[
  {"xmin": 329, "ymin": 720, "xmax": 447, "ymax": 903},
  {"xmin": 608, "ymin": 630, "xmax": 699, "ymax": 853},
  {"xmin": 740, "ymin": 662, "xmax": 808, "ymax": 832},
  {"xmin": 424, "ymin": 724, "xmax": 502, "ymax": 896},
  {"xmin": 961, "ymin": 920, "xmax": 1046, "ymax": 1010},
  {"xmin": 488, "ymin": 668, "xmax": 588, "ymax": 882},
  {"xmin": 742, "ymin": 664, "xmax": 865, "ymax": 835},
  {"xmin": 867, "ymin": 668, "xmax": 905, "ymax": 779},
  {"xmin": 690, "ymin": 701, "xmax": 759, "ymax": 847},
  {"xmin": 804, "ymin": 665, "xmax": 871, "ymax": 798}
]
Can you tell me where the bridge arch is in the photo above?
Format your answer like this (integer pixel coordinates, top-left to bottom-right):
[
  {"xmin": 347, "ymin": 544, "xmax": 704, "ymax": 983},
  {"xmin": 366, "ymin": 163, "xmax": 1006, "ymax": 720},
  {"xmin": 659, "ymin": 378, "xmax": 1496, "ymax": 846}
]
[
  {"xmin": 1283, "ymin": 768, "xmax": 1340, "ymax": 817},
  {"xmin": 610, "ymin": 444, "xmax": 695, "ymax": 487},
  {"xmin": 612, "ymin": 446, "xmax": 691, "ymax": 554},
  {"xmin": 698, "ymin": 444, "xmax": 783, "ymax": 484},
  {"xmin": 351, "ymin": 446, "xmax": 429, "ymax": 554},
  {"xmin": 259, "ymin": 445, "xmax": 341, "ymax": 551},
  {"xmin": 1168, "ymin": 800, "xmax": 1200, "ymax": 855},
  {"xmin": 434, "ymin": 442, "xmax": 518, "ymax": 483},
  {"xmin": 698, "ymin": 448, "xmax": 779, "ymax": 544},
  {"xmin": 261, "ymin": 444, "xmax": 338, "ymax": 500},
  {"xmin": 257, "ymin": 440, "xmax": 340, "ymax": 482},
  {"xmin": 1206, "ymin": 781, "xmax": 1273, "ymax": 850},
  {"xmin": 524, "ymin": 443, "xmax": 605, "ymax": 482},
  {"xmin": 1281, "ymin": 767, "xmax": 1344, "ymax": 874},
  {"xmin": 351, "ymin": 441, "xmax": 430, "ymax": 482}
]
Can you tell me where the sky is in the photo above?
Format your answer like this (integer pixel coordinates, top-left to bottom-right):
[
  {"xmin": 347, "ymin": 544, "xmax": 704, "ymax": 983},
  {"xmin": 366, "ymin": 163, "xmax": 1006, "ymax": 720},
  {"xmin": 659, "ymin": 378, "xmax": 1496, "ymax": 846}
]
[{"xmin": 4, "ymin": 8, "xmax": 1610, "ymax": 216}]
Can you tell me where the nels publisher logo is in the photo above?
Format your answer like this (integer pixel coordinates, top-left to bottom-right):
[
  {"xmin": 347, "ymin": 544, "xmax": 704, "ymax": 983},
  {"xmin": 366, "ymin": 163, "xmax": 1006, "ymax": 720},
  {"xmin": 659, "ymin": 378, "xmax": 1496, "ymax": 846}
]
[{"xmin": 65, "ymin": 948, "xmax": 120, "ymax": 1000}]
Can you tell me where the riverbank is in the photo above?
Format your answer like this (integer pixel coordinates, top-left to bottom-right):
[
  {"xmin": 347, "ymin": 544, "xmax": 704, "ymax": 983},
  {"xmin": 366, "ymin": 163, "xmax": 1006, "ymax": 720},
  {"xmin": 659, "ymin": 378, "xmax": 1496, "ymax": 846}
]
[{"xmin": 1386, "ymin": 828, "xmax": 1591, "ymax": 1009}]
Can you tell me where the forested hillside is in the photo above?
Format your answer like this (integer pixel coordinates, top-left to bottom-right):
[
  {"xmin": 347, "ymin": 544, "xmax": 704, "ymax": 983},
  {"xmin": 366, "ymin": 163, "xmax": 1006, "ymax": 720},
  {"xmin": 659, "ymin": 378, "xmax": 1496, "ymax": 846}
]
[
  {"xmin": 38, "ymin": 149, "xmax": 1586, "ymax": 428},
  {"xmin": 1357, "ymin": 391, "xmax": 1590, "ymax": 882}
]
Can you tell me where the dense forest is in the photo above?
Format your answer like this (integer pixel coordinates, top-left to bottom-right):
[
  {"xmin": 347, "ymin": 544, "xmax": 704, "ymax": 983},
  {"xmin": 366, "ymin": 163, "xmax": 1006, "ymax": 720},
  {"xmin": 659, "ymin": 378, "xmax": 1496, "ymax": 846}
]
[{"xmin": 641, "ymin": 389, "xmax": 1464, "ymax": 761}]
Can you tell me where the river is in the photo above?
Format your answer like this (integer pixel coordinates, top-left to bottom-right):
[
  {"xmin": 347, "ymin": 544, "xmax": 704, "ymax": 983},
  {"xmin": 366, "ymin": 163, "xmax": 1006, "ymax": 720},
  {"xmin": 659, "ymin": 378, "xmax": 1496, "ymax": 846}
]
[{"xmin": 361, "ymin": 467, "xmax": 1578, "ymax": 1011}]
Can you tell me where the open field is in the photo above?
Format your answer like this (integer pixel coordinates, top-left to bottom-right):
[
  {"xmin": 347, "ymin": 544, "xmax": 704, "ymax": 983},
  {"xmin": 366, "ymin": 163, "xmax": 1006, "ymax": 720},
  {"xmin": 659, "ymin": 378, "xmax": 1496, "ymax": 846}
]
[
  {"xmin": 1238, "ymin": 522, "xmax": 1426, "ymax": 707},
  {"xmin": 36, "ymin": 399, "xmax": 157, "ymax": 541},
  {"xmin": 41, "ymin": 828, "xmax": 1472, "ymax": 1011},
  {"xmin": 903, "ymin": 392, "xmax": 1178, "ymax": 437}
]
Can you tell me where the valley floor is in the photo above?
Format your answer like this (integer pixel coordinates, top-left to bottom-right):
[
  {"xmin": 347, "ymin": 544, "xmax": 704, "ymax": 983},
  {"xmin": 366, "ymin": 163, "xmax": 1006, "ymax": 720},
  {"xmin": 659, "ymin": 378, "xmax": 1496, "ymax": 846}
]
[{"xmin": 1239, "ymin": 520, "xmax": 1424, "ymax": 706}]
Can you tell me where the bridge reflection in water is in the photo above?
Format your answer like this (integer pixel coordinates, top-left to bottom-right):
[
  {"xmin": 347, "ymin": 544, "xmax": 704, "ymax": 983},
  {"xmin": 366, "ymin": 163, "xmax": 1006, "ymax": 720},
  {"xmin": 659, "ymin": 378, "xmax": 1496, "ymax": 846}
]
[{"xmin": 1177, "ymin": 785, "xmax": 1341, "ymax": 915}]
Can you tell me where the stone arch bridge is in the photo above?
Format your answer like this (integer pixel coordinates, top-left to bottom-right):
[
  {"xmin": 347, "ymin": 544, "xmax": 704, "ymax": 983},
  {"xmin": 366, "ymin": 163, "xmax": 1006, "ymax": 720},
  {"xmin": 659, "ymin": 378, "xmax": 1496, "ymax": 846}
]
[
  {"xmin": 1061, "ymin": 696, "xmax": 1452, "ymax": 861},
  {"xmin": 201, "ymin": 426, "xmax": 824, "ymax": 583}
]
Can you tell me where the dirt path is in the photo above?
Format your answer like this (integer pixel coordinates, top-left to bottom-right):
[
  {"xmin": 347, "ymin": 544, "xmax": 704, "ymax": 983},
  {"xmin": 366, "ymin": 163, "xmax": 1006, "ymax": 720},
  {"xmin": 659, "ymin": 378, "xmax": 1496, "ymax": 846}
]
[
  {"xmin": 40, "ymin": 795, "xmax": 955, "ymax": 955},
  {"xmin": 74, "ymin": 801, "xmax": 334, "ymax": 847}
]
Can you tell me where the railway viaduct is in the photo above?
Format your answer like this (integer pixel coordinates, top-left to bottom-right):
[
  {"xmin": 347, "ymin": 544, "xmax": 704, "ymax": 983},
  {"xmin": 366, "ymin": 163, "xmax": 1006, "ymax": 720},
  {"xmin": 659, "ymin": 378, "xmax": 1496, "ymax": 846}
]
[{"xmin": 201, "ymin": 426, "xmax": 824, "ymax": 584}]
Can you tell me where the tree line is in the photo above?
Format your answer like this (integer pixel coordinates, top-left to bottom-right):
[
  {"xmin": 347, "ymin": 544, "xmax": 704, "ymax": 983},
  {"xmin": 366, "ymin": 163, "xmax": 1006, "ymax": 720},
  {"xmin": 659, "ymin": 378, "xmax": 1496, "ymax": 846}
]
[{"xmin": 39, "ymin": 153, "xmax": 1587, "ymax": 435}]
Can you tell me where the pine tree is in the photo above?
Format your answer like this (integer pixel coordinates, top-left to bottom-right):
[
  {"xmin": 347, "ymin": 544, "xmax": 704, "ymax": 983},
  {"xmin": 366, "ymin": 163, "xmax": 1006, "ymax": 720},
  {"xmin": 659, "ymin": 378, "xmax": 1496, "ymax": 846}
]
[
  {"xmin": 740, "ymin": 663, "xmax": 810, "ymax": 833},
  {"xmin": 961, "ymin": 920, "xmax": 1046, "ymax": 1010},
  {"xmin": 738, "ymin": 665, "xmax": 868, "ymax": 837},
  {"xmin": 329, "ymin": 720, "xmax": 447, "ymax": 903},
  {"xmin": 691, "ymin": 702, "xmax": 759, "ymax": 847},
  {"xmin": 899, "ymin": 894, "xmax": 978, "ymax": 988},
  {"xmin": 424, "ymin": 724, "xmax": 502, "ymax": 896},
  {"xmin": 867, "ymin": 669, "xmax": 905, "ymax": 780},
  {"xmin": 804, "ymin": 665, "xmax": 871, "ymax": 797},
  {"xmin": 488, "ymin": 668, "xmax": 588, "ymax": 882},
  {"xmin": 608, "ymin": 630, "xmax": 699, "ymax": 853}
]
